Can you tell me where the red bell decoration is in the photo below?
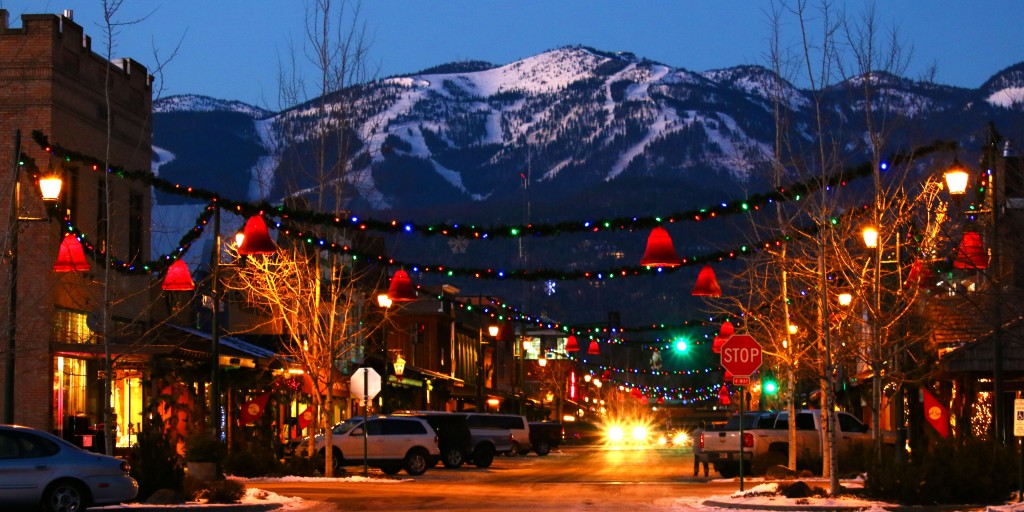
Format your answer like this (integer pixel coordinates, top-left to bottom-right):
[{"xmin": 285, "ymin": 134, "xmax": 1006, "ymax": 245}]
[
  {"xmin": 53, "ymin": 234, "xmax": 89, "ymax": 272},
  {"xmin": 237, "ymin": 215, "xmax": 278, "ymax": 255},
  {"xmin": 587, "ymin": 340, "xmax": 601, "ymax": 355},
  {"xmin": 161, "ymin": 259, "xmax": 195, "ymax": 291},
  {"xmin": 712, "ymin": 320, "xmax": 734, "ymax": 354},
  {"xmin": 904, "ymin": 260, "xmax": 921, "ymax": 286},
  {"xmin": 565, "ymin": 335, "xmax": 580, "ymax": 353},
  {"xmin": 953, "ymin": 231, "xmax": 988, "ymax": 269},
  {"xmin": 386, "ymin": 269, "xmax": 418, "ymax": 302},
  {"xmin": 718, "ymin": 385, "xmax": 731, "ymax": 405},
  {"xmin": 640, "ymin": 226, "xmax": 680, "ymax": 267},
  {"xmin": 691, "ymin": 264, "xmax": 722, "ymax": 296}
]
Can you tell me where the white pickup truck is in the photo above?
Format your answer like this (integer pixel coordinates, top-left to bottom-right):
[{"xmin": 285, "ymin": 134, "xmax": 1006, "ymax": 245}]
[{"xmin": 701, "ymin": 409, "xmax": 887, "ymax": 477}]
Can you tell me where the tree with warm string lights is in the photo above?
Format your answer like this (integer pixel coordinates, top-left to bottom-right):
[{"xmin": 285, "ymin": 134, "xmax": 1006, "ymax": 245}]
[{"xmin": 705, "ymin": 2, "xmax": 959, "ymax": 492}]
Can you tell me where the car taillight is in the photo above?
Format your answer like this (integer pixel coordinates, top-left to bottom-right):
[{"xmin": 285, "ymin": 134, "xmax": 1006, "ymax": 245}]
[
  {"xmin": 742, "ymin": 433, "xmax": 753, "ymax": 448},
  {"xmin": 699, "ymin": 432, "xmax": 704, "ymax": 449},
  {"xmin": 434, "ymin": 435, "xmax": 439, "ymax": 445}
]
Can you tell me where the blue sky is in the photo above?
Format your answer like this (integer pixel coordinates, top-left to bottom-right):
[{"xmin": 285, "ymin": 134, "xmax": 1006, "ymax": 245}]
[{"xmin": 2, "ymin": 1, "xmax": 1021, "ymax": 106}]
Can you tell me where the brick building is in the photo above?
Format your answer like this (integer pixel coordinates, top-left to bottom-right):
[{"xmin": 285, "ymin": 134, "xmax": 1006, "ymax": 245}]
[{"xmin": 0, "ymin": 9, "xmax": 153, "ymax": 445}]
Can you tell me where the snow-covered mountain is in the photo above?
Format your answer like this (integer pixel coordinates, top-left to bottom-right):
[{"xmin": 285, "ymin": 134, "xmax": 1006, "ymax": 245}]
[
  {"xmin": 150, "ymin": 46, "xmax": 1024, "ymax": 324},
  {"xmin": 154, "ymin": 47, "xmax": 1021, "ymax": 216}
]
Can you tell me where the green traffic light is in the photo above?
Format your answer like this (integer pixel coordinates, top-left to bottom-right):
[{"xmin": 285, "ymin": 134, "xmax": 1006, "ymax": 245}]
[
  {"xmin": 675, "ymin": 339, "xmax": 687, "ymax": 352},
  {"xmin": 764, "ymin": 381, "xmax": 777, "ymax": 394}
]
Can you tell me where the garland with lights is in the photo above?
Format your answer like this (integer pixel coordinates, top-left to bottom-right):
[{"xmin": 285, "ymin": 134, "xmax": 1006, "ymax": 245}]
[{"xmin": 31, "ymin": 130, "xmax": 956, "ymax": 240}]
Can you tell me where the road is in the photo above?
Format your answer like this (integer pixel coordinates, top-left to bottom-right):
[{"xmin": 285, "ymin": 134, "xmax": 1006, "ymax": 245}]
[{"xmin": 248, "ymin": 445, "xmax": 747, "ymax": 511}]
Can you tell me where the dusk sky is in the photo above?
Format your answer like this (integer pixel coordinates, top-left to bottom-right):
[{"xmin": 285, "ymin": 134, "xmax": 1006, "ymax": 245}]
[{"xmin": 2, "ymin": 1, "xmax": 1022, "ymax": 107}]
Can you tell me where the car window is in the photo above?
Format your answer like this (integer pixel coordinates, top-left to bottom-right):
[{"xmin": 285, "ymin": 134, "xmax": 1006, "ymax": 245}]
[
  {"xmin": 795, "ymin": 413, "xmax": 816, "ymax": 430},
  {"xmin": 363, "ymin": 419, "xmax": 384, "ymax": 436},
  {"xmin": 774, "ymin": 415, "xmax": 788, "ymax": 430},
  {"xmin": 333, "ymin": 418, "xmax": 367, "ymax": 435},
  {"xmin": 0, "ymin": 430, "xmax": 59, "ymax": 459},
  {"xmin": 724, "ymin": 413, "xmax": 762, "ymax": 430},
  {"xmin": 0, "ymin": 432, "xmax": 19, "ymax": 459},
  {"xmin": 383, "ymin": 419, "xmax": 427, "ymax": 435},
  {"xmin": 837, "ymin": 413, "xmax": 865, "ymax": 433}
]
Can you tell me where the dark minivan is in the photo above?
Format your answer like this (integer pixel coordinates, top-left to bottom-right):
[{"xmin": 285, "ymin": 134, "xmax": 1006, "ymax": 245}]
[{"xmin": 394, "ymin": 411, "xmax": 474, "ymax": 468}]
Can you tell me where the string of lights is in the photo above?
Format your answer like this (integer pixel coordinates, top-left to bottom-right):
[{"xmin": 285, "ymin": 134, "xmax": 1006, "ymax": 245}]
[{"xmin": 31, "ymin": 130, "xmax": 956, "ymax": 241}]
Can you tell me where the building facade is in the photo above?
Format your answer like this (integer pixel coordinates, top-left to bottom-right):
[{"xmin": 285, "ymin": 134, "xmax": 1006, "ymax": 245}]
[{"xmin": 0, "ymin": 10, "xmax": 153, "ymax": 446}]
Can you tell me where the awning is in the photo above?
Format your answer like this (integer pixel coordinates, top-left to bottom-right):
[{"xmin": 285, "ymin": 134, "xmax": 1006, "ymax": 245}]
[
  {"xmin": 401, "ymin": 364, "xmax": 464, "ymax": 383},
  {"xmin": 54, "ymin": 323, "xmax": 284, "ymax": 369}
]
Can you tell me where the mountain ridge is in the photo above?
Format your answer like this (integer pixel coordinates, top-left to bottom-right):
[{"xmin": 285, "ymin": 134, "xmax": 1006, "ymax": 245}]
[{"xmin": 149, "ymin": 46, "xmax": 1024, "ymax": 325}]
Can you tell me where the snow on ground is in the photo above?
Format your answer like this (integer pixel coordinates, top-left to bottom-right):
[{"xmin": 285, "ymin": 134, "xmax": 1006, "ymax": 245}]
[{"xmin": 94, "ymin": 475, "xmax": 1024, "ymax": 511}]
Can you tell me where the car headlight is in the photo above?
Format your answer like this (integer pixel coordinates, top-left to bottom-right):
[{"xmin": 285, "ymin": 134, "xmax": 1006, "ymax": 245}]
[
  {"xmin": 606, "ymin": 425, "xmax": 624, "ymax": 443},
  {"xmin": 672, "ymin": 432, "xmax": 689, "ymax": 446},
  {"xmin": 629, "ymin": 425, "xmax": 648, "ymax": 443}
]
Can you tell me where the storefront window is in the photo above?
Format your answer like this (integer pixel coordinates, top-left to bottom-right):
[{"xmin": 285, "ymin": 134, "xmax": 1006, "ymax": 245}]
[{"xmin": 54, "ymin": 308, "xmax": 93, "ymax": 344}]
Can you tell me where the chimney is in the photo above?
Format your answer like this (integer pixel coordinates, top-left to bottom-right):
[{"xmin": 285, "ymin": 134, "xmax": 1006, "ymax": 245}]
[
  {"xmin": 0, "ymin": 9, "xmax": 8, "ymax": 30},
  {"xmin": 63, "ymin": 10, "xmax": 74, "ymax": 20}
]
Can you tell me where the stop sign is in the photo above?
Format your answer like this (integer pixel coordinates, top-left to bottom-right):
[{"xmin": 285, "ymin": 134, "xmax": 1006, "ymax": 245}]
[
  {"xmin": 350, "ymin": 367, "xmax": 381, "ymax": 399},
  {"xmin": 720, "ymin": 334, "xmax": 763, "ymax": 378}
]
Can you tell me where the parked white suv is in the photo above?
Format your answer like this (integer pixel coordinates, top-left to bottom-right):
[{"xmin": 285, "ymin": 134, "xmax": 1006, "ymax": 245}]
[
  {"xmin": 460, "ymin": 413, "xmax": 532, "ymax": 456},
  {"xmin": 305, "ymin": 416, "xmax": 440, "ymax": 475}
]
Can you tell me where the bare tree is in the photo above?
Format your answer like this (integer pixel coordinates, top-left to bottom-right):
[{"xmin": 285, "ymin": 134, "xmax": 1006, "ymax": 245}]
[
  {"xmin": 718, "ymin": 0, "xmax": 940, "ymax": 492},
  {"xmin": 226, "ymin": 0, "xmax": 385, "ymax": 477},
  {"xmin": 225, "ymin": 235, "xmax": 379, "ymax": 477}
]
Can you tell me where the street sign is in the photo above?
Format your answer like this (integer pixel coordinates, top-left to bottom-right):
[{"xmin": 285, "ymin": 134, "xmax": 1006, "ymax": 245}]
[
  {"xmin": 732, "ymin": 376, "xmax": 751, "ymax": 386},
  {"xmin": 350, "ymin": 367, "xmax": 381, "ymax": 400},
  {"xmin": 720, "ymin": 334, "xmax": 763, "ymax": 380}
]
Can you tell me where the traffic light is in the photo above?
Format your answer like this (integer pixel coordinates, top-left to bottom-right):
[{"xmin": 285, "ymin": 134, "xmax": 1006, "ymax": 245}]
[
  {"xmin": 763, "ymin": 377, "xmax": 777, "ymax": 395},
  {"xmin": 674, "ymin": 338, "xmax": 688, "ymax": 352}
]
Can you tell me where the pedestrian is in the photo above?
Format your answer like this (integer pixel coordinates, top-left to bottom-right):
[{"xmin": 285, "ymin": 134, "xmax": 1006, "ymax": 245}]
[{"xmin": 692, "ymin": 421, "xmax": 709, "ymax": 477}]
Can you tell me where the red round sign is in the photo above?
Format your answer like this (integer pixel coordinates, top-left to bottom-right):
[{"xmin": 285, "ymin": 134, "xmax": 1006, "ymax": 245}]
[{"xmin": 719, "ymin": 334, "xmax": 763, "ymax": 377}]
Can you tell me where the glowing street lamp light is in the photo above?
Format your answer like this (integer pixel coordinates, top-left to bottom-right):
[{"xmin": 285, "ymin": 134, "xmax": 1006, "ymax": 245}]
[
  {"xmin": 862, "ymin": 227, "xmax": 879, "ymax": 249},
  {"xmin": 944, "ymin": 159, "xmax": 969, "ymax": 196}
]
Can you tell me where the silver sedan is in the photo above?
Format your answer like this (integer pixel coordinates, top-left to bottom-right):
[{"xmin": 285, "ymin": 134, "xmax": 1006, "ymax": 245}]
[{"xmin": 0, "ymin": 424, "xmax": 138, "ymax": 512}]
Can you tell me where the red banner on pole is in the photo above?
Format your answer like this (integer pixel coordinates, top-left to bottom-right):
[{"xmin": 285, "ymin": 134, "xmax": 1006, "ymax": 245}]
[
  {"xmin": 922, "ymin": 387, "xmax": 950, "ymax": 438},
  {"xmin": 297, "ymin": 406, "xmax": 313, "ymax": 431},
  {"xmin": 240, "ymin": 392, "xmax": 271, "ymax": 425}
]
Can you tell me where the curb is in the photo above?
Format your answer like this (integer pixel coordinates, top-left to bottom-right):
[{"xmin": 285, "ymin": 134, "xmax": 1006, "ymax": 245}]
[
  {"xmin": 702, "ymin": 499, "xmax": 877, "ymax": 511},
  {"xmin": 701, "ymin": 499, "xmax": 988, "ymax": 512},
  {"xmin": 95, "ymin": 503, "xmax": 283, "ymax": 512}
]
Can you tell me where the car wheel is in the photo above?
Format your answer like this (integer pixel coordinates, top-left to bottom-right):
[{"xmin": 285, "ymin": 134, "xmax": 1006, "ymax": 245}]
[
  {"xmin": 42, "ymin": 479, "xmax": 87, "ymax": 512},
  {"xmin": 715, "ymin": 463, "xmax": 738, "ymax": 479},
  {"xmin": 404, "ymin": 448, "xmax": 430, "ymax": 476},
  {"xmin": 442, "ymin": 447, "xmax": 466, "ymax": 468},
  {"xmin": 507, "ymin": 441, "xmax": 522, "ymax": 457},
  {"xmin": 323, "ymin": 447, "xmax": 344, "ymax": 471},
  {"xmin": 472, "ymin": 444, "xmax": 495, "ymax": 468},
  {"xmin": 380, "ymin": 463, "xmax": 402, "ymax": 475},
  {"xmin": 534, "ymin": 440, "xmax": 551, "ymax": 456}
]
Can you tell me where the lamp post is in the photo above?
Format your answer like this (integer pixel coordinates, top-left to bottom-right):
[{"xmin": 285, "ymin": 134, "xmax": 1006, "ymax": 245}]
[
  {"xmin": 477, "ymin": 324, "xmax": 499, "ymax": 411},
  {"xmin": 377, "ymin": 294, "xmax": 392, "ymax": 413},
  {"xmin": 4, "ymin": 130, "xmax": 62, "ymax": 424}
]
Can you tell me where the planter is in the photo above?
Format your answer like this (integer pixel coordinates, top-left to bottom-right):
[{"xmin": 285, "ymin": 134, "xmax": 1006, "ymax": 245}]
[{"xmin": 186, "ymin": 461, "xmax": 217, "ymax": 482}]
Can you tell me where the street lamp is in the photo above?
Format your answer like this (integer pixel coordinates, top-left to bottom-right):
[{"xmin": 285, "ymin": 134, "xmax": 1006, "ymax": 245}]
[
  {"xmin": 4, "ymin": 130, "xmax": 64, "ymax": 424},
  {"xmin": 377, "ymin": 293, "xmax": 392, "ymax": 414},
  {"xmin": 477, "ymin": 324, "xmax": 499, "ymax": 411}
]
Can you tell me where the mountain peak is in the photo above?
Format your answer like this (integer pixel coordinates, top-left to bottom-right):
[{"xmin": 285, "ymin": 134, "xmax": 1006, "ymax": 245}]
[
  {"xmin": 982, "ymin": 61, "xmax": 1024, "ymax": 108},
  {"xmin": 154, "ymin": 94, "xmax": 273, "ymax": 119}
]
